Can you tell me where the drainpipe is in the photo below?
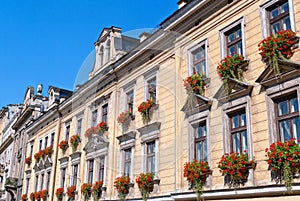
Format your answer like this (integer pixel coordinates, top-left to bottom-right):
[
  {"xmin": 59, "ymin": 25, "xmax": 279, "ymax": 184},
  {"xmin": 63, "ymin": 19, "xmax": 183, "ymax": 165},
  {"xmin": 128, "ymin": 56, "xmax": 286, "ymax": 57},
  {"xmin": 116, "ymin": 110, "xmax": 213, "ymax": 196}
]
[{"xmin": 50, "ymin": 105, "xmax": 62, "ymax": 201}]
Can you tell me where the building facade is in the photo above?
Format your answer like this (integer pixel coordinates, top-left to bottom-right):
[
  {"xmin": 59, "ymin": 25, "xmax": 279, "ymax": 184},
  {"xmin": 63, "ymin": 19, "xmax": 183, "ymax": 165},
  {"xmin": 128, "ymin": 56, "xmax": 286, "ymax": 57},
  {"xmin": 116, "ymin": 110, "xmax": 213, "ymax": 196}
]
[{"xmin": 13, "ymin": 0, "xmax": 300, "ymax": 200}]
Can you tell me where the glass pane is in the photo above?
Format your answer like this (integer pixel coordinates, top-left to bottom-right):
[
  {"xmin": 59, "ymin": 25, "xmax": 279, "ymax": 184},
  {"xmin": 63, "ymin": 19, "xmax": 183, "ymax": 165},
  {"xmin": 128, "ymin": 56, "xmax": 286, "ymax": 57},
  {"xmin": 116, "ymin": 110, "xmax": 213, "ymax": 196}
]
[
  {"xmin": 242, "ymin": 131, "xmax": 248, "ymax": 153},
  {"xmin": 125, "ymin": 150, "xmax": 131, "ymax": 160},
  {"xmin": 232, "ymin": 133, "xmax": 240, "ymax": 153},
  {"xmin": 203, "ymin": 140, "xmax": 207, "ymax": 161},
  {"xmin": 200, "ymin": 47, "xmax": 205, "ymax": 57},
  {"xmin": 281, "ymin": 2, "xmax": 289, "ymax": 13},
  {"xmin": 194, "ymin": 51, "xmax": 201, "ymax": 61},
  {"xmin": 147, "ymin": 143, "xmax": 155, "ymax": 154},
  {"xmin": 228, "ymin": 45, "xmax": 236, "ymax": 56},
  {"xmin": 147, "ymin": 156, "xmax": 155, "ymax": 173},
  {"xmin": 241, "ymin": 112, "xmax": 246, "ymax": 126},
  {"xmin": 280, "ymin": 120, "xmax": 291, "ymax": 141},
  {"xmin": 200, "ymin": 61, "xmax": 205, "ymax": 73},
  {"xmin": 228, "ymin": 33, "xmax": 235, "ymax": 42},
  {"xmin": 271, "ymin": 8, "xmax": 279, "ymax": 19},
  {"xmin": 283, "ymin": 16, "xmax": 291, "ymax": 31},
  {"xmin": 290, "ymin": 97, "xmax": 299, "ymax": 113},
  {"xmin": 237, "ymin": 41, "xmax": 243, "ymax": 55},
  {"xmin": 232, "ymin": 115, "xmax": 239, "ymax": 129},
  {"xmin": 278, "ymin": 100, "xmax": 288, "ymax": 115},
  {"xmin": 236, "ymin": 28, "xmax": 242, "ymax": 38},
  {"xmin": 195, "ymin": 64, "xmax": 201, "ymax": 74},
  {"xmin": 292, "ymin": 117, "xmax": 300, "ymax": 142},
  {"xmin": 196, "ymin": 142, "xmax": 202, "ymax": 161},
  {"xmin": 124, "ymin": 162, "xmax": 130, "ymax": 176},
  {"xmin": 271, "ymin": 22, "xmax": 281, "ymax": 35}
]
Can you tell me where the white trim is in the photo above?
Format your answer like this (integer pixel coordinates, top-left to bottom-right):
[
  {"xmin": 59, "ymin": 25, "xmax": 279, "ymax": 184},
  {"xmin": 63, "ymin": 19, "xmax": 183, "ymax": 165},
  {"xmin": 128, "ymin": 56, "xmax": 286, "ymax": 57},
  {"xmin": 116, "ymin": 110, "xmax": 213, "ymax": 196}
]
[
  {"xmin": 260, "ymin": 0, "xmax": 296, "ymax": 38},
  {"xmin": 187, "ymin": 39, "xmax": 208, "ymax": 76},
  {"xmin": 219, "ymin": 17, "xmax": 246, "ymax": 59}
]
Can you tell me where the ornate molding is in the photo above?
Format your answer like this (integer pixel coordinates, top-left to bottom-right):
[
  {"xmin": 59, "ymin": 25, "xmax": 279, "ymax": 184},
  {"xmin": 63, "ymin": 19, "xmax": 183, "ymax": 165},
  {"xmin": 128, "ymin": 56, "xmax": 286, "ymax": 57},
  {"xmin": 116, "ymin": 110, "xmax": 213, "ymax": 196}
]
[
  {"xmin": 137, "ymin": 122, "xmax": 161, "ymax": 143},
  {"xmin": 84, "ymin": 134, "xmax": 109, "ymax": 154}
]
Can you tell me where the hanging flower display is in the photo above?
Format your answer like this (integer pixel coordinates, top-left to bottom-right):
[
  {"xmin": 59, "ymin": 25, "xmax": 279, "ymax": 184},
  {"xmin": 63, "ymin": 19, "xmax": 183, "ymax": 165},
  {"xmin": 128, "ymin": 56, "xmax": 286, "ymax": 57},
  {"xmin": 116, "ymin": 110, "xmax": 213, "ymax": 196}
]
[
  {"xmin": 183, "ymin": 73, "xmax": 206, "ymax": 96},
  {"xmin": 55, "ymin": 188, "xmax": 64, "ymax": 200},
  {"xmin": 218, "ymin": 152, "xmax": 255, "ymax": 188},
  {"xmin": 114, "ymin": 176, "xmax": 130, "ymax": 201},
  {"xmin": 59, "ymin": 140, "xmax": 68, "ymax": 152},
  {"xmin": 25, "ymin": 156, "xmax": 32, "ymax": 166},
  {"xmin": 67, "ymin": 186, "xmax": 76, "ymax": 200},
  {"xmin": 183, "ymin": 160, "xmax": 212, "ymax": 199},
  {"xmin": 84, "ymin": 121, "xmax": 108, "ymax": 138},
  {"xmin": 117, "ymin": 110, "xmax": 133, "ymax": 125},
  {"xmin": 92, "ymin": 181, "xmax": 103, "ymax": 201},
  {"xmin": 40, "ymin": 189, "xmax": 48, "ymax": 200},
  {"xmin": 138, "ymin": 99, "xmax": 155, "ymax": 125},
  {"xmin": 136, "ymin": 172, "xmax": 154, "ymax": 201},
  {"xmin": 258, "ymin": 29, "xmax": 298, "ymax": 76},
  {"xmin": 217, "ymin": 54, "xmax": 247, "ymax": 92},
  {"xmin": 81, "ymin": 183, "xmax": 92, "ymax": 201},
  {"xmin": 30, "ymin": 192, "xmax": 35, "ymax": 201},
  {"xmin": 21, "ymin": 194, "xmax": 27, "ymax": 201},
  {"xmin": 265, "ymin": 138, "xmax": 300, "ymax": 192},
  {"xmin": 70, "ymin": 134, "xmax": 81, "ymax": 152}
]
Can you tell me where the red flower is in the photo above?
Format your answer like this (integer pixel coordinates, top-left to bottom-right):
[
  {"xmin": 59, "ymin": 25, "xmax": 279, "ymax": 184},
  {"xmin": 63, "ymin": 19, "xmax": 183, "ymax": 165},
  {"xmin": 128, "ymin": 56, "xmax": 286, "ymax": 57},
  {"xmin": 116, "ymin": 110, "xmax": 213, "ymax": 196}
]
[{"xmin": 67, "ymin": 186, "xmax": 76, "ymax": 198}]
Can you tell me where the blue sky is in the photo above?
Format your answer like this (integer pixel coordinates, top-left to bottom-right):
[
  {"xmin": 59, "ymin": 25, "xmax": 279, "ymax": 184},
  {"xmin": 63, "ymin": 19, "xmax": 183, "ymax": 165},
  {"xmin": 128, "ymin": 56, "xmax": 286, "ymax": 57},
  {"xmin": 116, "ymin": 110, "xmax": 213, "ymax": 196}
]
[{"xmin": 0, "ymin": 0, "xmax": 177, "ymax": 107}]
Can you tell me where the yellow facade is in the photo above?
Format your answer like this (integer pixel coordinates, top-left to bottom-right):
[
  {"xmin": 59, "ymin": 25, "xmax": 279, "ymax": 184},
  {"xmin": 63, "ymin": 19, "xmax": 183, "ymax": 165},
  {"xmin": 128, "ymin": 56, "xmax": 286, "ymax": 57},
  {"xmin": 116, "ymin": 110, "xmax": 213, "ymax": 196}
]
[{"xmin": 21, "ymin": 0, "xmax": 300, "ymax": 200}]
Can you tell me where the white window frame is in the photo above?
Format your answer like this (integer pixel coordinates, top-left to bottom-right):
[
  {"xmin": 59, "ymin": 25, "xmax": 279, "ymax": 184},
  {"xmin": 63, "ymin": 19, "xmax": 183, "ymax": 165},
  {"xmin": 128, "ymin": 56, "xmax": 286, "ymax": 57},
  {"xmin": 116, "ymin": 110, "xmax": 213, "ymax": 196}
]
[
  {"xmin": 121, "ymin": 80, "xmax": 136, "ymax": 112},
  {"xmin": 187, "ymin": 39, "xmax": 208, "ymax": 76},
  {"xmin": 70, "ymin": 163, "xmax": 79, "ymax": 188},
  {"xmin": 64, "ymin": 121, "xmax": 71, "ymax": 142},
  {"xmin": 259, "ymin": 0, "xmax": 296, "ymax": 38},
  {"xmin": 187, "ymin": 110, "xmax": 210, "ymax": 162},
  {"xmin": 60, "ymin": 164, "xmax": 68, "ymax": 188},
  {"xmin": 86, "ymin": 149, "xmax": 108, "ymax": 186},
  {"xmin": 76, "ymin": 112, "xmax": 84, "ymax": 136},
  {"xmin": 219, "ymin": 17, "xmax": 246, "ymax": 59},
  {"xmin": 143, "ymin": 66, "xmax": 159, "ymax": 104},
  {"xmin": 141, "ymin": 139, "xmax": 159, "ymax": 179}
]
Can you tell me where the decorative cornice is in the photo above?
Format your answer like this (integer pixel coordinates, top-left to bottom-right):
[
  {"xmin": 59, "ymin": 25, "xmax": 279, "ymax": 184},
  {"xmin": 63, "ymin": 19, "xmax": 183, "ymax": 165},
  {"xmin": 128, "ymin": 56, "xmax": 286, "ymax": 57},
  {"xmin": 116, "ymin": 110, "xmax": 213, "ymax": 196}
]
[
  {"xmin": 137, "ymin": 122, "xmax": 161, "ymax": 143},
  {"xmin": 116, "ymin": 131, "xmax": 136, "ymax": 144},
  {"xmin": 70, "ymin": 152, "xmax": 81, "ymax": 161},
  {"xmin": 84, "ymin": 134, "xmax": 109, "ymax": 154},
  {"xmin": 181, "ymin": 93, "xmax": 212, "ymax": 116}
]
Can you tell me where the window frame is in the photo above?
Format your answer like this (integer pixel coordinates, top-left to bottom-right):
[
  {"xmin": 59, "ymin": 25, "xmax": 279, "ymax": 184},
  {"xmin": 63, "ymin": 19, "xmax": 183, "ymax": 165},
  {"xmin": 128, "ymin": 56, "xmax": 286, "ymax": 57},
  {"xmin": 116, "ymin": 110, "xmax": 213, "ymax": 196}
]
[
  {"xmin": 87, "ymin": 159, "xmax": 94, "ymax": 184},
  {"xmin": 72, "ymin": 164, "xmax": 79, "ymax": 187},
  {"xmin": 60, "ymin": 167, "xmax": 66, "ymax": 188},
  {"xmin": 143, "ymin": 66, "xmax": 159, "ymax": 104},
  {"xmin": 146, "ymin": 141, "xmax": 156, "ymax": 174},
  {"xmin": 193, "ymin": 121, "xmax": 208, "ymax": 161},
  {"xmin": 65, "ymin": 122, "xmax": 71, "ymax": 142},
  {"xmin": 98, "ymin": 156, "xmax": 105, "ymax": 182},
  {"xmin": 123, "ymin": 148, "xmax": 132, "ymax": 177},
  {"xmin": 219, "ymin": 17, "xmax": 246, "ymax": 59},
  {"xmin": 188, "ymin": 39, "xmax": 208, "ymax": 76},
  {"xmin": 101, "ymin": 104, "xmax": 108, "ymax": 123},
  {"xmin": 260, "ymin": 0, "xmax": 296, "ymax": 38}
]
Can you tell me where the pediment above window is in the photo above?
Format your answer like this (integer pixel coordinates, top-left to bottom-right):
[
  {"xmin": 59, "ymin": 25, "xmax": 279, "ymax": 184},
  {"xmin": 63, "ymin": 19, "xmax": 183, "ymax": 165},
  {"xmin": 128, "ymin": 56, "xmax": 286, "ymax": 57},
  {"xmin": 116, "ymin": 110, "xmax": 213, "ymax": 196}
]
[
  {"xmin": 58, "ymin": 156, "xmax": 69, "ymax": 164},
  {"xmin": 84, "ymin": 134, "xmax": 109, "ymax": 154},
  {"xmin": 116, "ymin": 131, "xmax": 136, "ymax": 149},
  {"xmin": 255, "ymin": 60, "xmax": 300, "ymax": 89},
  {"xmin": 214, "ymin": 78, "xmax": 253, "ymax": 104},
  {"xmin": 137, "ymin": 122, "xmax": 161, "ymax": 143},
  {"xmin": 70, "ymin": 152, "xmax": 81, "ymax": 161},
  {"xmin": 44, "ymin": 157, "xmax": 52, "ymax": 168},
  {"xmin": 33, "ymin": 160, "xmax": 45, "ymax": 171},
  {"xmin": 181, "ymin": 93, "xmax": 212, "ymax": 116}
]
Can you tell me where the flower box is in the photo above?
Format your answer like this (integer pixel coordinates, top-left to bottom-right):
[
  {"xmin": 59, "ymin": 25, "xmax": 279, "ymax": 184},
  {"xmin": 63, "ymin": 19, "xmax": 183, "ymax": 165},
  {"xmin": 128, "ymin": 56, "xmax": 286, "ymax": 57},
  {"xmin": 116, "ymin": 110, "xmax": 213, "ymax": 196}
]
[
  {"xmin": 265, "ymin": 138, "xmax": 300, "ymax": 192},
  {"xmin": 21, "ymin": 194, "xmax": 27, "ymax": 201},
  {"xmin": 258, "ymin": 30, "xmax": 299, "ymax": 77},
  {"xmin": 217, "ymin": 54, "xmax": 248, "ymax": 92},
  {"xmin": 138, "ymin": 99, "xmax": 156, "ymax": 125},
  {"xmin": 184, "ymin": 160, "xmax": 212, "ymax": 198},
  {"xmin": 81, "ymin": 183, "xmax": 92, "ymax": 201},
  {"xmin": 92, "ymin": 181, "xmax": 103, "ymax": 200},
  {"xmin": 136, "ymin": 173, "xmax": 154, "ymax": 201},
  {"xmin": 114, "ymin": 176, "xmax": 130, "ymax": 201},
  {"xmin": 84, "ymin": 121, "xmax": 108, "ymax": 138},
  {"xmin": 25, "ymin": 156, "xmax": 32, "ymax": 166},
  {"xmin": 55, "ymin": 188, "xmax": 64, "ymax": 200},
  {"xmin": 67, "ymin": 186, "xmax": 76, "ymax": 200},
  {"xmin": 218, "ymin": 152, "xmax": 255, "ymax": 188},
  {"xmin": 59, "ymin": 140, "xmax": 68, "ymax": 152},
  {"xmin": 70, "ymin": 134, "xmax": 81, "ymax": 152},
  {"xmin": 183, "ymin": 73, "xmax": 207, "ymax": 96}
]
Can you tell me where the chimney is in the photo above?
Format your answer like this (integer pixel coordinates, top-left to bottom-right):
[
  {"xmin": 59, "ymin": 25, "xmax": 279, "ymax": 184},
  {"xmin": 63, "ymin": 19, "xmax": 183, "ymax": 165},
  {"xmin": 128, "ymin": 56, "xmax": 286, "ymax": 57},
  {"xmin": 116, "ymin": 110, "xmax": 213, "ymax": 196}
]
[{"xmin": 177, "ymin": 0, "xmax": 191, "ymax": 9}]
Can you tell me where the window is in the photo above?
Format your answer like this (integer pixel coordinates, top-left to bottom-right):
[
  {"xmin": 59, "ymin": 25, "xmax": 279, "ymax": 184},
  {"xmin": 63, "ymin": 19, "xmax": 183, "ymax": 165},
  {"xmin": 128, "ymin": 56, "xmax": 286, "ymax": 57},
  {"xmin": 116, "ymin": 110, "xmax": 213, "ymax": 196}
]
[
  {"xmin": 92, "ymin": 109, "xmax": 98, "ymax": 127},
  {"xmin": 51, "ymin": 132, "xmax": 55, "ymax": 146},
  {"xmin": 40, "ymin": 173, "xmax": 44, "ymax": 190},
  {"xmin": 46, "ymin": 172, "xmax": 51, "ymax": 191},
  {"xmin": 225, "ymin": 25, "xmax": 243, "ymax": 56},
  {"xmin": 275, "ymin": 93, "xmax": 300, "ymax": 141},
  {"xmin": 126, "ymin": 90, "xmax": 134, "ymax": 113},
  {"xmin": 146, "ymin": 141, "xmax": 155, "ymax": 173},
  {"xmin": 268, "ymin": 1, "xmax": 291, "ymax": 34},
  {"xmin": 124, "ymin": 149, "xmax": 131, "ymax": 177},
  {"xmin": 77, "ymin": 118, "xmax": 82, "ymax": 136},
  {"xmin": 61, "ymin": 168, "xmax": 66, "ymax": 188},
  {"xmin": 88, "ymin": 160, "xmax": 94, "ymax": 183},
  {"xmin": 219, "ymin": 17, "xmax": 246, "ymax": 58},
  {"xmin": 39, "ymin": 139, "xmax": 43, "ymax": 151},
  {"xmin": 72, "ymin": 164, "xmax": 78, "ymax": 187},
  {"xmin": 99, "ymin": 157, "xmax": 105, "ymax": 181},
  {"xmin": 65, "ymin": 124, "xmax": 70, "ymax": 142},
  {"xmin": 26, "ymin": 178, "xmax": 30, "ymax": 194},
  {"xmin": 44, "ymin": 136, "xmax": 48, "ymax": 148},
  {"xmin": 102, "ymin": 104, "xmax": 108, "ymax": 123},
  {"xmin": 147, "ymin": 78, "xmax": 157, "ymax": 103},
  {"xmin": 191, "ymin": 44, "xmax": 206, "ymax": 74},
  {"xmin": 260, "ymin": 0, "xmax": 295, "ymax": 38},
  {"xmin": 230, "ymin": 110, "xmax": 248, "ymax": 153},
  {"xmin": 30, "ymin": 143, "xmax": 33, "ymax": 156},
  {"xmin": 194, "ymin": 122, "xmax": 207, "ymax": 161},
  {"xmin": 35, "ymin": 175, "xmax": 38, "ymax": 191}
]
